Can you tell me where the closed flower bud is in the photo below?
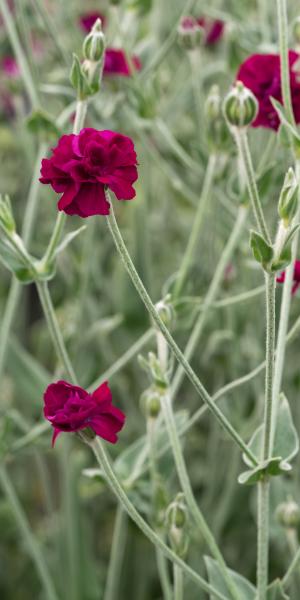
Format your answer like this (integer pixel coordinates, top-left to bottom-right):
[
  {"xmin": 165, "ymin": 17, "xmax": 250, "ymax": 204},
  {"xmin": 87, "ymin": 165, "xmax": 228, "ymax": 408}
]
[
  {"xmin": 205, "ymin": 85, "xmax": 229, "ymax": 150},
  {"xmin": 166, "ymin": 493, "xmax": 189, "ymax": 557},
  {"xmin": 82, "ymin": 18, "xmax": 105, "ymax": 62},
  {"xmin": 276, "ymin": 499, "xmax": 300, "ymax": 528},
  {"xmin": 140, "ymin": 386, "xmax": 161, "ymax": 419},
  {"xmin": 278, "ymin": 168, "xmax": 299, "ymax": 226},
  {"xmin": 223, "ymin": 81, "xmax": 258, "ymax": 128},
  {"xmin": 293, "ymin": 17, "xmax": 300, "ymax": 46},
  {"xmin": 155, "ymin": 296, "xmax": 174, "ymax": 328},
  {"xmin": 177, "ymin": 16, "xmax": 204, "ymax": 50},
  {"xmin": 205, "ymin": 85, "xmax": 222, "ymax": 121}
]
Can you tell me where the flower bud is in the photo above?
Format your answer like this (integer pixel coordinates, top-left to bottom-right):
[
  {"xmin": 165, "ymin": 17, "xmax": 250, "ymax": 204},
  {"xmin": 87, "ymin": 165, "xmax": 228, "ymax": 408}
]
[
  {"xmin": 205, "ymin": 84, "xmax": 222, "ymax": 122},
  {"xmin": 293, "ymin": 17, "xmax": 300, "ymax": 46},
  {"xmin": 278, "ymin": 168, "xmax": 299, "ymax": 226},
  {"xmin": 223, "ymin": 81, "xmax": 258, "ymax": 128},
  {"xmin": 177, "ymin": 16, "xmax": 204, "ymax": 50},
  {"xmin": 205, "ymin": 85, "xmax": 229, "ymax": 150},
  {"xmin": 140, "ymin": 386, "xmax": 161, "ymax": 419},
  {"xmin": 82, "ymin": 18, "xmax": 105, "ymax": 62},
  {"xmin": 276, "ymin": 499, "xmax": 300, "ymax": 528},
  {"xmin": 0, "ymin": 194, "xmax": 15, "ymax": 233},
  {"xmin": 155, "ymin": 295, "xmax": 174, "ymax": 328},
  {"xmin": 166, "ymin": 493, "xmax": 189, "ymax": 557}
]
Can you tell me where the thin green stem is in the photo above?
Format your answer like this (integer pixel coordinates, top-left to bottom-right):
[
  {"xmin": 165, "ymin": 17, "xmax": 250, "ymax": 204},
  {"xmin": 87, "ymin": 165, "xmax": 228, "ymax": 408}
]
[
  {"xmin": 103, "ymin": 505, "xmax": 128, "ymax": 600},
  {"xmin": 262, "ymin": 275, "xmax": 277, "ymax": 460},
  {"xmin": 36, "ymin": 281, "xmax": 77, "ymax": 383},
  {"xmin": 161, "ymin": 394, "xmax": 240, "ymax": 600},
  {"xmin": 106, "ymin": 199, "xmax": 258, "ymax": 466},
  {"xmin": 0, "ymin": 465, "xmax": 58, "ymax": 600},
  {"xmin": 0, "ymin": 0, "xmax": 39, "ymax": 108},
  {"xmin": 31, "ymin": 0, "xmax": 69, "ymax": 65},
  {"xmin": 283, "ymin": 542, "xmax": 300, "ymax": 589},
  {"xmin": 257, "ymin": 479, "xmax": 270, "ymax": 600},
  {"xmin": 233, "ymin": 129, "xmax": 271, "ymax": 244},
  {"xmin": 276, "ymin": 0, "xmax": 295, "ymax": 126},
  {"xmin": 90, "ymin": 438, "xmax": 229, "ymax": 600},
  {"xmin": 171, "ymin": 205, "xmax": 248, "ymax": 399},
  {"xmin": 174, "ymin": 565, "xmax": 184, "ymax": 600},
  {"xmin": 156, "ymin": 547, "xmax": 173, "ymax": 600},
  {"xmin": 173, "ymin": 154, "xmax": 217, "ymax": 298}
]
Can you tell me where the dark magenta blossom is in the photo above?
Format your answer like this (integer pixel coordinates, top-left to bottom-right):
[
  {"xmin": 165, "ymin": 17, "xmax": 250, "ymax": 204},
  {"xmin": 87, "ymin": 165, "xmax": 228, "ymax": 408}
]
[
  {"xmin": 197, "ymin": 17, "xmax": 225, "ymax": 45},
  {"xmin": 39, "ymin": 128, "xmax": 138, "ymax": 217},
  {"xmin": 277, "ymin": 260, "xmax": 300, "ymax": 295},
  {"xmin": 79, "ymin": 11, "xmax": 106, "ymax": 32},
  {"xmin": 236, "ymin": 51, "xmax": 300, "ymax": 130},
  {"xmin": 104, "ymin": 48, "xmax": 141, "ymax": 77},
  {"xmin": 44, "ymin": 380, "xmax": 125, "ymax": 446}
]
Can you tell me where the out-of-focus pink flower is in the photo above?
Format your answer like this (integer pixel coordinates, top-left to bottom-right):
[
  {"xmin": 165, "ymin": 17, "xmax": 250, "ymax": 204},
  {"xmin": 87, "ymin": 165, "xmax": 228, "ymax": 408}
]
[
  {"xmin": 197, "ymin": 17, "xmax": 225, "ymax": 45},
  {"xmin": 79, "ymin": 11, "xmax": 106, "ymax": 32},
  {"xmin": 236, "ymin": 51, "xmax": 300, "ymax": 130},
  {"xmin": 277, "ymin": 260, "xmax": 300, "ymax": 295},
  {"xmin": 40, "ymin": 128, "xmax": 138, "ymax": 217},
  {"xmin": 44, "ymin": 380, "xmax": 125, "ymax": 446},
  {"xmin": 1, "ymin": 56, "xmax": 20, "ymax": 79},
  {"xmin": 104, "ymin": 48, "xmax": 141, "ymax": 77}
]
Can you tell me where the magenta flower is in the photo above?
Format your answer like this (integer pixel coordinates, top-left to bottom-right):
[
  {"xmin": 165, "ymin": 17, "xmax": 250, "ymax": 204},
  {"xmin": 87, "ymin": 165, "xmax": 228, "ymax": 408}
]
[
  {"xmin": 39, "ymin": 128, "xmax": 138, "ymax": 217},
  {"xmin": 236, "ymin": 51, "xmax": 300, "ymax": 130},
  {"xmin": 2, "ymin": 56, "xmax": 20, "ymax": 78},
  {"xmin": 44, "ymin": 380, "xmax": 125, "ymax": 446},
  {"xmin": 104, "ymin": 48, "xmax": 141, "ymax": 77},
  {"xmin": 277, "ymin": 260, "xmax": 300, "ymax": 295},
  {"xmin": 79, "ymin": 11, "xmax": 106, "ymax": 32},
  {"xmin": 197, "ymin": 17, "xmax": 225, "ymax": 45}
]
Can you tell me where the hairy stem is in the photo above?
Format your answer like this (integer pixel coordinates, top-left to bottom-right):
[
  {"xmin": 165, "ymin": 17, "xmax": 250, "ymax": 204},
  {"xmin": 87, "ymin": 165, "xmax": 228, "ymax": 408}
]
[{"xmin": 103, "ymin": 505, "xmax": 128, "ymax": 600}]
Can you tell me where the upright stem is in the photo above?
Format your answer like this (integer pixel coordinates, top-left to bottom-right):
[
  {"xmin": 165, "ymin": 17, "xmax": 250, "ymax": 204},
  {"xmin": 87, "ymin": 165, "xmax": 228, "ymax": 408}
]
[
  {"xmin": 36, "ymin": 281, "xmax": 77, "ymax": 383},
  {"xmin": 90, "ymin": 438, "xmax": 228, "ymax": 600},
  {"xmin": 173, "ymin": 154, "xmax": 217, "ymax": 298},
  {"xmin": 103, "ymin": 505, "xmax": 128, "ymax": 600},
  {"xmin": 174, "ymin": 565, "xmax": 184, "ymax": 600},
  {"xmin": 0, "ymin": 0, "xmax": 39, "ymax": 108},
  {"xmin": 233, "ymin": 129, "xmax": 271, "ymax": 244},
  {"xmin": 171, "ymin": 205, "xmax": 248, "ymax": 398},
  {"xmin": 276, "ymin": 0, "xmax": 295, "ymax": 126},
  {"xmin": 105, "ymin": 199, "xmax": 258, "ymax": 466},
  {"xmin": 257, "ymin": 479, "xmax": 270, "ymax": 600},
  {"xmin": 0, "ymin": 466, "xmax": 58, "ymax": 600}
]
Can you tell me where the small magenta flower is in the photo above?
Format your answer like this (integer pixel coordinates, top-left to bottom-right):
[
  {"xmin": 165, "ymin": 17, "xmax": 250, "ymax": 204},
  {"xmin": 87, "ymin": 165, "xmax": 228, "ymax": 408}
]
[
  {"xmin": 197, "ymin": 17, "xmax": 225, "ymax": 45},
  {"xmin": 79, "ymin": 11, "xmax": 106, "ymax": 32},
  {"xmin": 277, "ymin": 260, "xmax": 300, "ymax": 295},
  {"xmin": 236, "ymin": 52, "xmax": 300, "ymax": 130},
  {"xmin": 39, "ymin": 128, "xmax": 138, "ymax": 217},
  {"xmin": 44, "ymin": 380, "xmax": 125, "ymax": 446},
  {"xmin": 103, "ymin": 48, "xmax": 141, "ymax": 77}
]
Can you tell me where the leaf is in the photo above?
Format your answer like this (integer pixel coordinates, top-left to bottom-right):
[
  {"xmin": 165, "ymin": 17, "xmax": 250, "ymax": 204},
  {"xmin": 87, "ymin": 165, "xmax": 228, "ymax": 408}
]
[
  {"xmin": 26, "ymin": 109, "xmax": 61, "ymax": 140},
  {"xmin": 271, "ymin": 98, "xmax": 300, "ymax": 155},
  {"xmin": 204, "ymin": 556, "xmax": 256, "ymax": 600},
  {"xmin": 250, "ymin": 230, "xmax": 273, "ymax": 270},
  {"xmin": 55, "ymin": 225, "xmax": 87, "ymax": 256},
  {"xmin": 267, "ymin": 579, "xmax": 290, "ymax": 599},
  {"xmin": 239, "ymin": 394, "xmax": 299, "ymax": 484}
]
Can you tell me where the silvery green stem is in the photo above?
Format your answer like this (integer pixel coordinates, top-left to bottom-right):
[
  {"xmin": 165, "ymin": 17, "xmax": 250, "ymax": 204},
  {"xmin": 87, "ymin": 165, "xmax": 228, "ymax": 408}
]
[
  {"xmin": 90, "ymin": 438, "xmax": 228, "ymax": 600},
  {"xmin": 171, "ymin": 205, "xmax": 248, "ymax": 398},
  {"xmin": 103, "ymin": 505, "xmax": 128, "ymax": 600},
  {"xmin": 0, "ymin": 466, "xmax": 58, "ymax": 600},
  {"xmin": 173, "ymin": 153, "xmax": 217, "ymax": 298},
  {"xmin": 105, "ymin": 198, "xmax": 258, "ymax": 466},
  {"xmin": 233, "ymin": 128, "xmax": 271, "ymax": 244},
  {"xmin": 257, "ymin": 479, "xmax": 270, "ymax": 600},
  {"xmin": 174, "ymin": 565, "xmax": 184, "ymax": 600},
  {"xmin": 36, "ymin": 281, "xmax": 77, "ymax": 383},
  {"xmin": 276, "ymin": 0, "xmax": 295, "ymax": 126},
  {"xmin": 161, "ymin": 393, "xmax": 240, "ymax": 600}
]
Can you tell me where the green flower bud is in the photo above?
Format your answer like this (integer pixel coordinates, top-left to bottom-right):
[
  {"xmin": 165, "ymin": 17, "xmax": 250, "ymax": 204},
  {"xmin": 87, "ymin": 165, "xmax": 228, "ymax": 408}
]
[
  {"xmin": 205, "ymin": 85, "xmax": 230, "ymax": 151},
  {"xmin": 70, "ymin": 54, "xmax": 90, "ymax": 100},
  {"xmin": 82, "ymin": 18, "xmax": 105, "ymax": 62},
  {"xmin": 223, "ymin": 81, "xmax": 258, "ymax": 128},
  {"xmin": 177, "ymin": 16, "xmax": 204, "ymax": 51},
  {"xmin": 0, "ymin": 194, "xmax": 15, "ymax": 233},
  {"xmin": 140, "ymin": 386, "xmax": 161, "ymax": 419},
  {"xmin": 276, "ymin": 499, "xmax": 300, "ymax": 528},
  {"xmin": 293, "ymin": 17, "xmax": 300, "ymax": 46},
  {"xmin": 166, "ymin": 493, "xmax": 189, "ymax": 557},
  {"xmin": 278, "ymin": 168, "xmax": 299, "ymax": 226}
]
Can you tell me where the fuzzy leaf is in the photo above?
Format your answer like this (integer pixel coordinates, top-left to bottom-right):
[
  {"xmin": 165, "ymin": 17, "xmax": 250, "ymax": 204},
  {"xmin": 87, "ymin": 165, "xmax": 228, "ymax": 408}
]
[
  {"xmin": 204, "ymin": 556, "xmax": 256, "ymax": 599},
  {"xmin": 250, "ymin": 230, "xmax": 273, "ymax": 269}
]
